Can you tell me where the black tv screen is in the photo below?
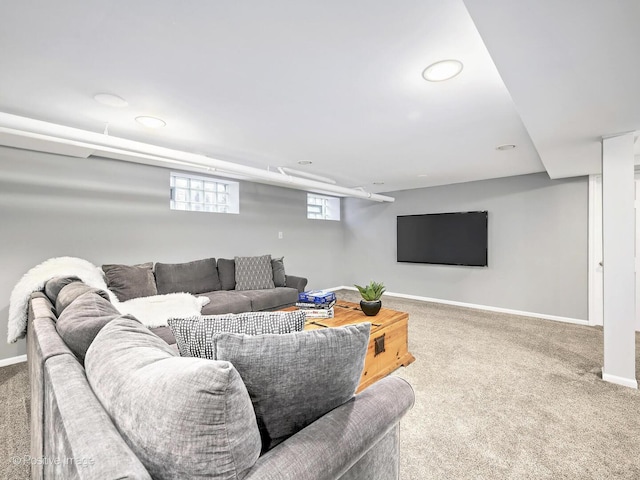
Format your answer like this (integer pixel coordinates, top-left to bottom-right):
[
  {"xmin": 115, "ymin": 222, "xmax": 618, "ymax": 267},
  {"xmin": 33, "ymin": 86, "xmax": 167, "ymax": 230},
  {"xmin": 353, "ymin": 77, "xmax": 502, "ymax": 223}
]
[{"xmin": 397, "ymin": 211, "xmax": 488, "ymax": 266}]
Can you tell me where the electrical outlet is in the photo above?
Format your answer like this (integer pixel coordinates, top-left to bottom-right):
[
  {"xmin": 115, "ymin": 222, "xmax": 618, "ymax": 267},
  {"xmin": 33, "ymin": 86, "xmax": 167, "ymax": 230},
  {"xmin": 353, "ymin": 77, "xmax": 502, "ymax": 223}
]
[{"xmin": 278, "ymin": 231, "xmax": 283, "ymax": 239}]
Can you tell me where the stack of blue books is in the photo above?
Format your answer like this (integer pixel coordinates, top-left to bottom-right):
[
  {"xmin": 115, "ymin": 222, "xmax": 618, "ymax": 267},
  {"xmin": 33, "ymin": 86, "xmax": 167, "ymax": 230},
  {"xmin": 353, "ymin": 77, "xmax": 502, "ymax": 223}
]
[{"xmin": 296, "ymin": 290, "xmax": 336, "ymax": 318}]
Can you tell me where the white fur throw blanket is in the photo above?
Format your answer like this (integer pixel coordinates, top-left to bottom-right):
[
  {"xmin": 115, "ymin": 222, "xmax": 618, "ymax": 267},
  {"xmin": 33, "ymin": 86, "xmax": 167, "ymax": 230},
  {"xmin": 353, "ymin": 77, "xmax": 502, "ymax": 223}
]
[{"xmin": 7, "ymin": 256, "xmax": 209, "ymax": 343}]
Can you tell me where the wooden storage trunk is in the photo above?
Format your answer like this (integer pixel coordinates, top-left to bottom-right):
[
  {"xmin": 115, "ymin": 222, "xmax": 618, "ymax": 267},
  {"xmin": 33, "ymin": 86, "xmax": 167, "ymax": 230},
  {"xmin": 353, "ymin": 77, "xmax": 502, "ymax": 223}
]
[{"xmin": 293, "ymin": 300, "xmax": 415, "ymax": 392}]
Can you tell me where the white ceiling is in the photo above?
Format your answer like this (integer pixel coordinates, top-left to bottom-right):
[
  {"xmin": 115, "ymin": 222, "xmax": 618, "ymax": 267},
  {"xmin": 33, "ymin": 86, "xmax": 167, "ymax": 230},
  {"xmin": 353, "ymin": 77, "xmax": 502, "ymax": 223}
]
[{"xmin": 0, "ymin": 1, "xmax": 637, "ymax": 194}]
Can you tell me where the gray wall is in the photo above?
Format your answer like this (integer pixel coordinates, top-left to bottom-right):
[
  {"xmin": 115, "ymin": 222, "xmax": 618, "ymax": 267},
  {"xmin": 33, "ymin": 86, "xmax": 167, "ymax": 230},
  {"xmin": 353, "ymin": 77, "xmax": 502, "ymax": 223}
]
[
  {"xmin": 342, "ymin": 173, "xmax": 588, "ymax": 319},
  {"xmin": 0, "ymin": 148, "xmax": 589, "ymax": 362},
  {"xmin": 0, "ymin": 146, "xmax": 344, "ymax": 360}
]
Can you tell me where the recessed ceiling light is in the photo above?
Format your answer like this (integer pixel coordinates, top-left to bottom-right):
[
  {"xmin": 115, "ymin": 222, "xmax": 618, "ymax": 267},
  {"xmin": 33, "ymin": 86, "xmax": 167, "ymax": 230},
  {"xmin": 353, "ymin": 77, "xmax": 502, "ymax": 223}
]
[
  {"xmin": 422, "ymin": 59, "xmax": 464, "ymax": 82},
  {"xmin": 135, "ymin": 116, "xmax": 166, "ymax": 128},
  {"xmin": 496, "ymin": 144, "xmax": 516, "ymax": 151},
  {"xmin": 93, "ymin": 93, "xmax": 128, "ymax": 108},
  {"xmin": 297, "ymin": 160, "xmax": 313, "ymax": 165},
  {"xmin": 417, "ymin": 174, "xmax": 429, "ymax": 177}
]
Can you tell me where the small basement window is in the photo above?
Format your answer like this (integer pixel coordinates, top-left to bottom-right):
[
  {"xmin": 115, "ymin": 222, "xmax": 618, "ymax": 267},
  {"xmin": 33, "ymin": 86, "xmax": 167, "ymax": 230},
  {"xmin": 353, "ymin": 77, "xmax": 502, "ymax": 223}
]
[
  {"xmin": 307, "ymin": 193, "xmax": 340, "ymax": 221},
  {"xmin": 170, "ymin": 172, "xmax": 239, "ymax": 214}
]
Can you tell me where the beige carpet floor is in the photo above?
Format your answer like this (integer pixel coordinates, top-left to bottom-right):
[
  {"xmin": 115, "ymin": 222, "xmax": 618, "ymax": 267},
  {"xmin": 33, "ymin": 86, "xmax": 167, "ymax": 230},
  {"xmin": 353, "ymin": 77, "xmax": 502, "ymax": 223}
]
[
  {"xmin": 0, "ymin": 362, "xmax": 30, "ymax": 480},
  {"xmin": 2, "ymin": 292, "xmax": 640, "ymax": 479}
]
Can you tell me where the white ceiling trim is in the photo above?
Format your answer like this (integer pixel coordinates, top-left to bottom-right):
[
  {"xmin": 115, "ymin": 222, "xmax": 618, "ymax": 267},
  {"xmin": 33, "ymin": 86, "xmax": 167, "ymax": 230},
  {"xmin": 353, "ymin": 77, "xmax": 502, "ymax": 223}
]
[{"xmin": 0, "ymin": 112, "xmax": 394, "ymax": 202}]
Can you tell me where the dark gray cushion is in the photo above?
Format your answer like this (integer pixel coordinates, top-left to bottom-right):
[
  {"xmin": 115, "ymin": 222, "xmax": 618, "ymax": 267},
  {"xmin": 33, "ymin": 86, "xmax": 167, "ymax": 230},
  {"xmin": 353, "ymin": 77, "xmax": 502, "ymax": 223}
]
[
  {"xmin": 150, "ymin": 326, "xmax": 176, "ymax": 345},
  {"xmin": 199, "ymin": 290, "xmax": 252, "ymax": 314},
  {"xmin": 155, "ymin": 258, "xmax": 221, "ymax": 295},
  {"xmin": 85, "ymin": 316, "xmax": 262, "ymax": 480},
  {"xmin": 102, "ymin": 262, "xmax": 157, "ymax": 301},
  {"xmin": 271, "ymin": 257, "xmax": 286, "ymax": 287},
  {"xmin": 56, "ymin": 291, "xmax": 121, "ymax": 363},
  {"xmin": 44, "ymin": 276, "xmax": 81, "ymax": 304},
  {"xmin": 217, "ymin": 258, "xmax": 236, "ymax": 290},
  {"xmin": 55, "ymin": 281, "xmax": 111, "ymax": 316},
  {"xmin": 234, "ymin": 255, "xmax": 275, "ymax": 291},
  {"xmin": 212, "ymin": 323, "xmax": 371, "ymax": 451},
  {"xmin": 168, "ymin": 310, "xmax": 306, "ymax": 358}
]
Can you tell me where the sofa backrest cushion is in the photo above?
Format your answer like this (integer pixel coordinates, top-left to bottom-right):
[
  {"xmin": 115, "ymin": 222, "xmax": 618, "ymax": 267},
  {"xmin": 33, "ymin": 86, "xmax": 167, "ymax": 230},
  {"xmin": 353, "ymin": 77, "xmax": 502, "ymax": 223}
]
[
  {"xmin": 55, "ymin": 281, "xmax": 111, "ymax": 316},
  {"xmin": 85, "ymin": 316, "xmax": 261, "ymax": 480},
  {"xmin": 102, "ymin": 262, "xmax": 157, "ymax": 301},
  {"xmin": 155, "ymin": 258, "xmax": 221, "ymax": 295},
  {"xmin": 44, "ymin": 276, "xmax": 81, "ymax": 304},
  {"xmin": 56, "ymin": 291, "xmax": 121, "ymax": 362},
  {"xmin": 168, "ymin": 310, "xmax": 307, "ymax": 358},
  {"xmin": 234, "ymin": 255, "xmax": 275, "ymax": 291},
  {"xmin": 217, "ymin": 258, "xmax": 236, "ymax": 290},
  {"xmin": 211, "ymin": 323, "xmax": 371, "ymax": 451},
  {"xmin": 271, "ymin": 257, "xmax": 286, "ymax": 287}
]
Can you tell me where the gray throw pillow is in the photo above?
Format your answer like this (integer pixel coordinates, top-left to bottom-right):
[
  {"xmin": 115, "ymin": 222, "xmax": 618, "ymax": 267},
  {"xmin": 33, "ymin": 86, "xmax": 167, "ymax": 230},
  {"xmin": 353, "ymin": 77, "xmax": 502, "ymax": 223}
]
[
  {"xmin": 85, "ymin": 316, "xmax": 261, "ymax": 480},
  {"xmin": 212, "ymin": 323, "xmax": 371, "ymax": 451},
  {"xmin": 234, "ymin": 255, "xmax": 275, "ymax": 291},
  {"xmin": 102, "ymin": 262, "xmax": 157, "ymax": 301},
  {"xmin": 44, "ymin": 276, "xmax": 81, "ymax": 304},
  {"xmin": 271, "ymin": 257, "xmax": 286, "ymax": 287},
  {"xmin": 217, "ymin": 258, "xmax": 236, "ymax": 290},
  {"xmin": 56, "ymin": 291, "xmax": 121, "ymax": 363},
  {"xmin": 155, "ymin": 258, "xmax": 221, "ymax": 295},
  {"xmin": 168, "ymin": 310, "xmax": 307, "ymax": 358},
  {"xmin": 55, "ymin": 281, "xmax": 111, "ymax": 316}
]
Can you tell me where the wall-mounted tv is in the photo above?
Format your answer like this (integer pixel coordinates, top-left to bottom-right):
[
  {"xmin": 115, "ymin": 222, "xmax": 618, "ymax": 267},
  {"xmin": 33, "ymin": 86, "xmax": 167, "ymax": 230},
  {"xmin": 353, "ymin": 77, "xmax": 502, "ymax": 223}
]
[{"xmin": 397, "ymin": 211, "xmax": 488, "ymax": 266}]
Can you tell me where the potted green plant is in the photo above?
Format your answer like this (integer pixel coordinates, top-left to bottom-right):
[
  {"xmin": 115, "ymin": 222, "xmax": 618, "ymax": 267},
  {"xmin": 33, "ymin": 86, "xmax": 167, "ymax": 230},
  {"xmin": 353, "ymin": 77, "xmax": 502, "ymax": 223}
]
[{"xmin": 354, "ymin": 281, "xmax": 385, "ymax": 316}]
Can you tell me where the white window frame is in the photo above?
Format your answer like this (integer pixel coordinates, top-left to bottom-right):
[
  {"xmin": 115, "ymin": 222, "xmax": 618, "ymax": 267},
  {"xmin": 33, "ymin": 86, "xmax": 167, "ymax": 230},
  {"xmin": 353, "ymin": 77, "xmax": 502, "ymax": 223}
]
[
  {"xmin": 170, "ymin": 172, "xmax": 239, "ymax": 214},
  {"xmin": 307, "ymin": 193, "xmax": 340, "ymax": 221}
]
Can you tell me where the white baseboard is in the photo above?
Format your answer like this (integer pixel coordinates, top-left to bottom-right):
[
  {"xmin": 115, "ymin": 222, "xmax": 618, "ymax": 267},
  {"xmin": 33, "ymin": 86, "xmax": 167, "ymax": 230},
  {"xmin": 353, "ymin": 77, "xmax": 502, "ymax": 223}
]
[
  {"xmin": 331, "ymin": 286, "xmax": 589, "ymax": 326},
  {"xmin": 602, "ymin": 370, "xmax": 638, "ymax": 389},
  {"xmin": 0, "ymin": 354, "xmax": 27, "ymax": 368}
]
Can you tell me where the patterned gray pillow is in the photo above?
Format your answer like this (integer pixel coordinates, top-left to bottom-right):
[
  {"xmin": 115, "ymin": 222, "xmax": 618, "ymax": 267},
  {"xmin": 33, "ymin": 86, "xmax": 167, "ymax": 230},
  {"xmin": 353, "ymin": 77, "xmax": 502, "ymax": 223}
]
[
  {"xmin": 85, "ymin": 316, "xmax": 262, "ymax": 480},
  {"xmin": 234, "ymin": 255, "xmax": 275, "ymax": 291},
  {"xmin": 212, "ymin": 323, "xmax": 371, "ymax": 451},
  {"xmin": 168, "ymin": 310, "xmax": 306, "ymax": 358}
]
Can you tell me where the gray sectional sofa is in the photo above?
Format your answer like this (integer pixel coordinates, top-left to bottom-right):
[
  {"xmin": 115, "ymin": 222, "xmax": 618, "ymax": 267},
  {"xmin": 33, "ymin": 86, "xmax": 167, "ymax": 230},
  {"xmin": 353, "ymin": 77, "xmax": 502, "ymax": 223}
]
[
  {"xmin": 26, "ymin": 261, "xmax": 416, "ymax": 479},
  {"xmin": 102, "ymin": 256, "xmax": 308, "ymax": 315}
]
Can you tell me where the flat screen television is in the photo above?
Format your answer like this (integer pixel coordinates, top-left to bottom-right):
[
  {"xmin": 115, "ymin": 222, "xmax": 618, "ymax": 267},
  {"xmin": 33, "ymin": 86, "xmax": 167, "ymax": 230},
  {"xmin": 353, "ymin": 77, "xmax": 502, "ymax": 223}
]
[{"xmin": 397, "ymin": 211, "xmax": 488, "ymax": 266}]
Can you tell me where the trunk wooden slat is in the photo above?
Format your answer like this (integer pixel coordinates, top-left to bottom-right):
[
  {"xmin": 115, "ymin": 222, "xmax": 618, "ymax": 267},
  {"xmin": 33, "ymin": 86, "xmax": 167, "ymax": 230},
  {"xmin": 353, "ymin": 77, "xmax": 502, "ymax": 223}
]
[{"xmin": 284, "ymin": 300, "xmax": 415, "ymax": 392}]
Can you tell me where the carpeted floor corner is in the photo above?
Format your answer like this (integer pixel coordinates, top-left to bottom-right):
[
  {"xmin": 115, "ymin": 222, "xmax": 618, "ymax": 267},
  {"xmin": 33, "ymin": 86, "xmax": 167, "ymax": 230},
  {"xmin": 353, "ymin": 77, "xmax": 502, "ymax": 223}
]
[
  {"xmin": 0, "ymin": 362, "xmax": 30, "ymax": 480},
  {"xmin": 2, "ymin": 293, "xmax": 640, "ymax": 479}
]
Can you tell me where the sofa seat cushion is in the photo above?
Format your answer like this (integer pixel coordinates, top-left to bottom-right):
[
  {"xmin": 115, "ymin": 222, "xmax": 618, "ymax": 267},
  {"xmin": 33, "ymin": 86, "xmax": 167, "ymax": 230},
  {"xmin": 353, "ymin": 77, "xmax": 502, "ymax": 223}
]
[
  {"xmin": 155, "ymin": 258, "xmax": 221, "ymax": 295},
  {"xmin": 210, "ymin": 323, "xmax": 371, "ymax": 451},
  {"xmin": 238, "ymin": 287, "xmax": 299, "ymax": 311},
  {"xmin": 85, "ymin": 316, "xmax": 262, "ymax": 480},
  {"xmin": 199, "ymin": 290, "xmax": 253, "ymax": 315}
]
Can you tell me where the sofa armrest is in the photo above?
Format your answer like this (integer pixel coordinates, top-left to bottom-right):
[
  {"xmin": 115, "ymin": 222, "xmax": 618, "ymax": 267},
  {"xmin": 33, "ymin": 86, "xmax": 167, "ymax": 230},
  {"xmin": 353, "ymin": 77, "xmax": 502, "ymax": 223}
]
[
  {"xmin": 43, "ymin": 354, "xmax": 151, "ymax": 479},
  {"xmin": 242, "ymin": 376, "xmax": 414, "ymax": 480},
  {"xmin": 284, "ymin": 275, "xmax": 308, "ymax": 293}
]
